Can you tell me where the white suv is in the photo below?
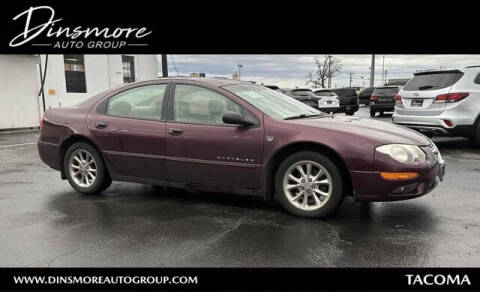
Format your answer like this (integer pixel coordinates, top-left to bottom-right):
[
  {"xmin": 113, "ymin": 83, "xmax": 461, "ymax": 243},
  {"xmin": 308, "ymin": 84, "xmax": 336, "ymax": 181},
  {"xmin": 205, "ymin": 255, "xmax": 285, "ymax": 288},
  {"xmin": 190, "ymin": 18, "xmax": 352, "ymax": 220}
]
[{"xmin": 392, "ymin": 66, "xmax": 480, "ymax": 146}]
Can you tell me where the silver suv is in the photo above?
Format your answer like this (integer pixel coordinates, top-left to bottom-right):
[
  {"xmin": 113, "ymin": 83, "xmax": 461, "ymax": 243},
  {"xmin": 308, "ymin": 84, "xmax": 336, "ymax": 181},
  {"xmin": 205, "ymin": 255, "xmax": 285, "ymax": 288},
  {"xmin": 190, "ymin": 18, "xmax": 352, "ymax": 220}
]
[{"xmin": 392, "ymin": 66, "xmax": 480, "ymax": 146}]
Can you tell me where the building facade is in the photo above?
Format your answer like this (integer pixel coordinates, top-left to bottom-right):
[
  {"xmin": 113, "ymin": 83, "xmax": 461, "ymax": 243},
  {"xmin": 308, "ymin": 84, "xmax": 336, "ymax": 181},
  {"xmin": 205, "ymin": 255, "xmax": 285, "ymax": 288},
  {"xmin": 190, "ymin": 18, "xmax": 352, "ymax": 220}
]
[{"xmin": 0, "ymin": 54, "xmax": 158, "ymax": 130}]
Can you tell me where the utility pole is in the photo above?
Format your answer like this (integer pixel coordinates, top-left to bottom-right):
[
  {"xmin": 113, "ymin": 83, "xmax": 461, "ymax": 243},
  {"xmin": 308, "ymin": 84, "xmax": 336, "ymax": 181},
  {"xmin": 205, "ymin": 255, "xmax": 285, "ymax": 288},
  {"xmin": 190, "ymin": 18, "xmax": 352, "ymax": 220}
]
[
  {"xmin": 327, "ymin": 55, "xmax": 332, "ymax": 88},
  {"xmin": 349, "ymin": 72, "xmax": 353, "ymax": 87},
  {"xmin": 384, "ymin": 70, "xmax": 389, "ymax": 85},
  {"xmin": 161, "ymin": 54, "xmax": 168, "ymax": 77},
  {"xmin": 237, "ymin": 64, "xmax": 243, "ymax": 80},
  {"xmin": 381, "ymin": 55, "xmax": 385, "ymax": 85},
  {"xmin": 369, "ymin": 54, "xmax": 375, "ymax": 87}
]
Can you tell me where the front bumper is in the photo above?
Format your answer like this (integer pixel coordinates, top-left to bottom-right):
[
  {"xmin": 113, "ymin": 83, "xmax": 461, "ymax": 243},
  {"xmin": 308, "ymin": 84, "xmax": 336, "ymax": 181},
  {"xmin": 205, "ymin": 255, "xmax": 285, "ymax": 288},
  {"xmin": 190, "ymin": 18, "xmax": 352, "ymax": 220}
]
[{"xmin": 351, "ymin": 145, "xmax": 445, "ymax": 202}]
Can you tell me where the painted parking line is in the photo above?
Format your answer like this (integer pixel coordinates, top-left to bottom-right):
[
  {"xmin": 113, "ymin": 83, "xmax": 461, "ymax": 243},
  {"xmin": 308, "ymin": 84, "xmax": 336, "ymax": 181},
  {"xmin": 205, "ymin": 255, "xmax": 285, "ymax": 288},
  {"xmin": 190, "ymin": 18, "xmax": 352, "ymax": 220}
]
[{"xmin": 0, "ymin": 142, "xmax": 37, "ymax": 148}]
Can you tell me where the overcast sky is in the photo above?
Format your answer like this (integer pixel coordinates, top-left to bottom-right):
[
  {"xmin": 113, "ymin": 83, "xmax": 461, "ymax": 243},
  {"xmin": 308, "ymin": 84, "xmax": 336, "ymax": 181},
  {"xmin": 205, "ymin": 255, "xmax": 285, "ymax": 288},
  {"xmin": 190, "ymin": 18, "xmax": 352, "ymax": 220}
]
[{"xmin": 157, "ymin": 55, "xmax": 480, "ymax": 88}]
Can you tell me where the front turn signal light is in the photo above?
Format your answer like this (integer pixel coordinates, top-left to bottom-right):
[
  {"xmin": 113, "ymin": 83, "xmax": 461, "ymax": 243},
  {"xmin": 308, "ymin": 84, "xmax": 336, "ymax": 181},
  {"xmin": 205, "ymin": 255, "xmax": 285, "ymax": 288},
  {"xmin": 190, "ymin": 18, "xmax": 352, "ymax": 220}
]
[{"xmin": 380, "ymin": 172, "xmax": 419, "ymax": 180}]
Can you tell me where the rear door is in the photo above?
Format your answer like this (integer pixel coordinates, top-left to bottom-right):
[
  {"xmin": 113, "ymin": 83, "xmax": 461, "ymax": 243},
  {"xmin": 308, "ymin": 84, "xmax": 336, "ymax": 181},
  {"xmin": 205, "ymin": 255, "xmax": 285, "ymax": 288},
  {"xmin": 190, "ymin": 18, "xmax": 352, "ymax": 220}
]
[
  {"xmin": 86, "ymin": 83, "xmax": 169, "ymax": 182},
  {"xmin": 399, "ymin": 70, "xmax": 464, "ymax": 115}
]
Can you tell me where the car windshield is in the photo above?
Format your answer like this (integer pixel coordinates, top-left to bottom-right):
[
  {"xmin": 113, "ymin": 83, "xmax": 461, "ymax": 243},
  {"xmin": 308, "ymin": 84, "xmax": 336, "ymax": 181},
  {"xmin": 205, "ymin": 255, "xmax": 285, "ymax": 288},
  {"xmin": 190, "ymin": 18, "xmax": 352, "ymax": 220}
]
[
  {"xmin": 224, "ymin": 84, "xmax": 323, "ymax": 120},
  {"xmin": 373, "ymin": 87, "xmax": 399, "ymax": 96},
  {"xmin": 333, "ymin": 88, "xmax": 357, "ymax": 97},
  {"xmin": 315, "ymin": 91, "xmax": 335, "ymax": 96},
  {"xmin": 403, "ymin": 71, "xmax": 463, "ymax": 91},
  {"xmin": 292, "ymin": 89, "xmax": 316, "ymax": 97}
]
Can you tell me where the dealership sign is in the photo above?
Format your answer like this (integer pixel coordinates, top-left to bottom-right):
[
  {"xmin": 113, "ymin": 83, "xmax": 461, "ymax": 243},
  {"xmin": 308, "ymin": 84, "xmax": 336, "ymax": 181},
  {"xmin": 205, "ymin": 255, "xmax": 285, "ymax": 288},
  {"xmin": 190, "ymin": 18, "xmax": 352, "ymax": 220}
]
[{"xmin": 9, "ymin": 6, "xmax": 152, "ymax": 49}]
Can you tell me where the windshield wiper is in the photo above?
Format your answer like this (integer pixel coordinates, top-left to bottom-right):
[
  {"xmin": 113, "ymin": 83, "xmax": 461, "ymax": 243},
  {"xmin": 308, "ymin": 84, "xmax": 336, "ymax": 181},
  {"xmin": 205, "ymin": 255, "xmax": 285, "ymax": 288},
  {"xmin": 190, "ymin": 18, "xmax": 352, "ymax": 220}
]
[{"xmin": 284, "ymin": 113, "xmax": 325, "ymax": 120}]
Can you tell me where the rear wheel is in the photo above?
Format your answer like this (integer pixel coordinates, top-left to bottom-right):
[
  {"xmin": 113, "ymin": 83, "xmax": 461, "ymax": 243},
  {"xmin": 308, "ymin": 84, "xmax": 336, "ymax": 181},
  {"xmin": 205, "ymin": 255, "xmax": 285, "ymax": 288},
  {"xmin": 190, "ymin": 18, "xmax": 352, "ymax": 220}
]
[
  {"xmin": 470, "ymin": 120, "xmax": 480, "ymax": 147},
  {"xmin": 370, "ymin": 109, "xmax": 376, "ymax": 117},
  {"xmin": 64, "ymin": 142, "xmax": 111, "ymax": 195},
  {"xmin": 275, "ymin": 151, "xmax": 344, "ymax": 218},
  {"xmin": 345, "ymin": 110, "xmax": 355, "ymax": 116}
]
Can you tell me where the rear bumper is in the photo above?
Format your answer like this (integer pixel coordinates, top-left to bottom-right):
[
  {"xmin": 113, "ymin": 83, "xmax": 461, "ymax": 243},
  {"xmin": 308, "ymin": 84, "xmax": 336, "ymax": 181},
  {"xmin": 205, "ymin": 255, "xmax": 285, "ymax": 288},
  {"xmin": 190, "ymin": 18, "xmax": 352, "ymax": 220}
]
[
  {"xmin": 351, "ymin": 161, "xmax": 444, "ymax": 202},
  {"xmin": 392, "ymin": 110, "xmax": 474, "ymax": 137},
  {"xmin": 370, "ymin": 103, "xmax": 395, "ymax": 111},
  {"xmin": 337, "ymin": 104, "xmax": 359, "ymax": 113},
  {"xmin": 38, "ymin": 141, "xmax": 61, "ymax": 171}
]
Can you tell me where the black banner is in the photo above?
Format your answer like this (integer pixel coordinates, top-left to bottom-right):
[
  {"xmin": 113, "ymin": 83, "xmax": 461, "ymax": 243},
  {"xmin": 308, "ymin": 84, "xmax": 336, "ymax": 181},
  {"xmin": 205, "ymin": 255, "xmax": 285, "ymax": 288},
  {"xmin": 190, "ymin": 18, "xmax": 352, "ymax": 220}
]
[
  {"xmin": 0, "ymin": 1, "xmax": 478, "ymax": 54},
  {"xmin": 0, "ymin": 268, "xmax": 478, "ymax": 291}
]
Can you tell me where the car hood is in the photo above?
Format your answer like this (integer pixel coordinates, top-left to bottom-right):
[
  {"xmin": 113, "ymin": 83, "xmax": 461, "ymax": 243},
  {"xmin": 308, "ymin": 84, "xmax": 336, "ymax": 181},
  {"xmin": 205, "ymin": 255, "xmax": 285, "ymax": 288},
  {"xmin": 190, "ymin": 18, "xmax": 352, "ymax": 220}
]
[{"xmin": 286, "ymin": 115, "xmax": 431, "ymax": 146}]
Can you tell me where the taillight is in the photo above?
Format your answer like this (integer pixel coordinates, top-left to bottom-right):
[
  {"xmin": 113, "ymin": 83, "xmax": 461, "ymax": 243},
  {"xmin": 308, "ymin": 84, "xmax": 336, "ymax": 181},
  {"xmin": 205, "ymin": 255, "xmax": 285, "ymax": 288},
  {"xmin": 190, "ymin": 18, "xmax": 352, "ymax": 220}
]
[
  {"xmin": 394, "ymin": 94, "xmax": 402, "ymax": 105},
  {"xmin": 434, "ymin": 92, "xmax": 469, "ymax": 103},
  {"xmin": 370, "ymin": 95, "xmax": 378, "ymax": 101},
  {"xmin": 40, "ymin": 112, "xmax": 45, "ymax": 131}
]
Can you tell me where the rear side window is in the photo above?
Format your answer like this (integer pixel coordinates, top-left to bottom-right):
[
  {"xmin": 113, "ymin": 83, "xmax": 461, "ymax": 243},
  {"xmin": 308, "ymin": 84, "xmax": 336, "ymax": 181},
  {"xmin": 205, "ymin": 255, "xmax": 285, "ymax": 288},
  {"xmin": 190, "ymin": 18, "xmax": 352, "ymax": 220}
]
[
  {"xmin": 475, "ymin": 74, "xmax": 480, "ymax": 84},
  {"xmin": 106, "ymin": 85, "xmax": 167, "ymax": 120},
  {"xmin": 372, "ymin": 87, "xmax": 399, "ymax": 96},
  {"xmin": 403, "ymin": 71, "xmax": 463, "ymax": 91}
]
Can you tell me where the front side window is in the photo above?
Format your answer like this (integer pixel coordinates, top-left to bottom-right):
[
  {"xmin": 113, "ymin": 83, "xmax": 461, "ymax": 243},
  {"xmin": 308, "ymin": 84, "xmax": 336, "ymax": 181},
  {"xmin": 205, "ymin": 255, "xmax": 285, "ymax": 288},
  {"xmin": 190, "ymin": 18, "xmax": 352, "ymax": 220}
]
[
  {"xmin": 64, "ymin": 55, "xmax": 86, "ymax": 93},
  {"xmin": 106, "ymin": 85, "xmax": 167, "ymax": 120},
  {"xmin": 173, "ymin": 84, "xmax": 247, "ymax": 125},
  {"xmin": 224, "ymin": 84, "xmax": 322, "ymax": 120}
]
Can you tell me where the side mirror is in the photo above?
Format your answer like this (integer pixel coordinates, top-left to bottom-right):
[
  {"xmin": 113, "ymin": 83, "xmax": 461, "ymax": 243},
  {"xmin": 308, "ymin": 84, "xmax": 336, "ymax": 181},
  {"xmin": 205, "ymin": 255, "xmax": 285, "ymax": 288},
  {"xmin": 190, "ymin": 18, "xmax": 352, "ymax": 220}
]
[{"xmin": 222, "ymin": 111, "xmax": 257, "ymax": 127}]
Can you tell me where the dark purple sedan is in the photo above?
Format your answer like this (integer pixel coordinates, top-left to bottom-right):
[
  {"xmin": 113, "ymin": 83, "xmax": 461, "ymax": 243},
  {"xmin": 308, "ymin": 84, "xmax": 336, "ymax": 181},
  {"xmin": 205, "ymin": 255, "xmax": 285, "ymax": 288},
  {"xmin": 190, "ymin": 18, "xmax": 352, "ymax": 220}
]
[{"xmin": 38, "ymin": 78, "xmax": 445, "ymax": 218}]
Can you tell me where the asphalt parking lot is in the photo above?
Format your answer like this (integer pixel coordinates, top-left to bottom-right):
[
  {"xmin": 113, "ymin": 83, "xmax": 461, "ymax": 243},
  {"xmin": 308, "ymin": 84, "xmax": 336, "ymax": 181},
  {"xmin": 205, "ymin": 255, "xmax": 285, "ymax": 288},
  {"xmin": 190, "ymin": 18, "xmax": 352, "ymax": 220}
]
[{"xmin": 1, "ymin": 106, "xmax": 479, "ymax": 267}]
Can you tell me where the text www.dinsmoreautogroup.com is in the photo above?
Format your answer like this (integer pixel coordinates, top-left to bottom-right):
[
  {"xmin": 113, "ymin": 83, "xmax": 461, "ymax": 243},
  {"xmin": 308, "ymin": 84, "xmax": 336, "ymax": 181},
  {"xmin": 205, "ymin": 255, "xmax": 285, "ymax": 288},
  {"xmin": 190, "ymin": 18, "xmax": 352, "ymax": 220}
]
[{"xmin": 13, "ymin": 275, "xmax": 198, "ymax": 286}]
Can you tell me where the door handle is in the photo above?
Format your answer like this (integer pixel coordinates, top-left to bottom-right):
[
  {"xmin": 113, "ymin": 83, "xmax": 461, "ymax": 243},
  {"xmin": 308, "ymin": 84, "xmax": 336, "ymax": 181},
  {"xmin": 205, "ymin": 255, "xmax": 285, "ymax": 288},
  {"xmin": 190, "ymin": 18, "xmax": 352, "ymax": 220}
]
[
  {"xmin": 168, "ymin": 128, "xmax": 183, "ymax": 136},
  {"xmin": 95, "ymin": 121, "xmax": 108, "ymax": 129}
]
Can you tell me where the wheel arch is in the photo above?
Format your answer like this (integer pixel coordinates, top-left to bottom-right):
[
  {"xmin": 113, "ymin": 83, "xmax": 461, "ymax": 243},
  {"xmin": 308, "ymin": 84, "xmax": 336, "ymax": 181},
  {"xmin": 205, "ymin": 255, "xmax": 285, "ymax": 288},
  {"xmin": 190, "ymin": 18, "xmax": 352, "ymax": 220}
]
[
  {"xmin": 59, "ymin": 134, "xmax": 107, "ymax": 180},
  {"xmin": 264, "ymin": 141, "xmax": 353, "ymax": 202}
]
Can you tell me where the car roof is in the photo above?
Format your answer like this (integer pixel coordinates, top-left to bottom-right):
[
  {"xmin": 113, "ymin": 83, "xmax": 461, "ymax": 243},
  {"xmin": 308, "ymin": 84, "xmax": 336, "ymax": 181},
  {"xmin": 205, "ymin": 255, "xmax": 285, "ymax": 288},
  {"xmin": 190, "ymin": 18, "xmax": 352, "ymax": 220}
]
[{"xmin": 129, "ymin": 77, "xmax": 250, "ymax": 88}]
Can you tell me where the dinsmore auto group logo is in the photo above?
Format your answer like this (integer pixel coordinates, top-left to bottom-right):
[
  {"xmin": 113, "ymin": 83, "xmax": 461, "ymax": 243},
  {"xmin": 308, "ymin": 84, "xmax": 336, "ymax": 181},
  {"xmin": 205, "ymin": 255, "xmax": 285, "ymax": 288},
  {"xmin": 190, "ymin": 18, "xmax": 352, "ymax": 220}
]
[{"xmin": 9, "ymin": 6, "xmax": 152, "ymax": 49}]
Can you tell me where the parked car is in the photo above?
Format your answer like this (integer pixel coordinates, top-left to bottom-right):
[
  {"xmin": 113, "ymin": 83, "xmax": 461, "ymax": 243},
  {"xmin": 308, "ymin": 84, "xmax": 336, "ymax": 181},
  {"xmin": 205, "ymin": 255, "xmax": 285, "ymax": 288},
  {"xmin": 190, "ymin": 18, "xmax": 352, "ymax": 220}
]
[
  {"xmin": 369, "ymin": 86, "xmax": 400, "ymax": 117},
  {"xmin": 264, "ymin": 85, "xmax": 289, "ymax": 95},
  {"xmin": 283, "ymin": 88, "xmax": 319, "ymax": 108},
  {"xmin": 393, "ymin": 66, "xmax": 480, "ymax": 146},
  {"xmin": 38, "ymin": 78, "xmax": 445, "ymax": 218},
  {"xmin": 358, "ymin": 87, "xmax": 375, "ymax": 105},
  {"xmin": 312, "ymin": 89, "xmax": 340, "ymax": 113},
  {"xmin": 331, "ymin": 88, "xmax": 359, "ymax": 115}
]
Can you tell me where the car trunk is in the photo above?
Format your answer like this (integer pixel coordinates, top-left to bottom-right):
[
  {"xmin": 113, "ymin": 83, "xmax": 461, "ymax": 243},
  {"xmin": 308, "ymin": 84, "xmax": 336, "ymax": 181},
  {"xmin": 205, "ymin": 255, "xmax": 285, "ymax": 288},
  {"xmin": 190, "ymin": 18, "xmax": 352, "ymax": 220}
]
[
  {"xmin": 372, "ymin": 87, "xmax": 398, "ymax": 104},
  {"xmin": 397, "ymin": 70, "xmax": 463, "ymax": 116}
]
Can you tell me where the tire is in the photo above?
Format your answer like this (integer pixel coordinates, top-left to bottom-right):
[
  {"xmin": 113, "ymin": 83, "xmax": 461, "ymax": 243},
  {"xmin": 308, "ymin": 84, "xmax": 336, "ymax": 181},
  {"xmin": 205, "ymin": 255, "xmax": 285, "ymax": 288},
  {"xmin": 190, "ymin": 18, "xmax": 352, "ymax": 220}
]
[
  {"xmin": 470, "ymin": 120, "xmax": 480, "ymax": 147},
  {"xmin": 63, "ymin": 142, "xmax": 111, "ymax": 195},
  {"xmin": 370, "ymin": 109, "xmax": 376, "ymax": 117},
  {"xmin": 275, "ymin": 151, "xmax": 344, "ymax": 218},
  {"xmin": 345, "ymin": 110, "xmax": 355, "ymax": 116},
  {"xmin": 380, "ymin": 111, "xmax": 384, "ymax": 116}
]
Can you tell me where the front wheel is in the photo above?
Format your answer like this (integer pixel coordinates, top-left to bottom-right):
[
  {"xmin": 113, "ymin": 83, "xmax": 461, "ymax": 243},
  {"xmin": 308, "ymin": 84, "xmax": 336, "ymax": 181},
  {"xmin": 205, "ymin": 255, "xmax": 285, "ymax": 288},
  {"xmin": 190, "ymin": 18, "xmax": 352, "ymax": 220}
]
[
  {"xmin": 64, "ymin": 142, "xmax": 111, "ymax": 195},
  {"xmin": 275, "ymin": 151, "xmax": 344, "ymax": 218}
]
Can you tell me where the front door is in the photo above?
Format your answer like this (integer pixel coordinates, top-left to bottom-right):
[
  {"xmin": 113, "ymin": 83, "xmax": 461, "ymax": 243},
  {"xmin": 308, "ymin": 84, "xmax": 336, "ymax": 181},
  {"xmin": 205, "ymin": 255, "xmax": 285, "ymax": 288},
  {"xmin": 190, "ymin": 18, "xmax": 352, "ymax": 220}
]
[
  {"xmin": 87, "ymin": 83, "xmax": 168, "ymax": 182},
  {"xmin": 165, "ymin": 84, "xmax": 263, "ymax": 189}
]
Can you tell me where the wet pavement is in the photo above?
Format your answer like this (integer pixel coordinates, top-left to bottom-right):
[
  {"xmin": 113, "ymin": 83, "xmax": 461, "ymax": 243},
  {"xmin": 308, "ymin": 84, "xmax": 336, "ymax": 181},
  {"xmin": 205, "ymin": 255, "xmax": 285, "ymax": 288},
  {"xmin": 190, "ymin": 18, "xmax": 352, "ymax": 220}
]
[{"xmin": 0, "ymin": 107, "xmax": 479, "ymax": 267}]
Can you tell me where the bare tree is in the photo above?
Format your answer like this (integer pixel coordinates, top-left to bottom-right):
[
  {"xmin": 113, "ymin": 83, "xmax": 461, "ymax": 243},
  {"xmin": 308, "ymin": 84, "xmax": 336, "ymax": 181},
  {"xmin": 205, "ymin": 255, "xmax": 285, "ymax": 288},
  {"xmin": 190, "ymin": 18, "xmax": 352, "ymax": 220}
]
[{"xmin": 305, "ymin": 55, "xmax": 342, "ymax": 88}]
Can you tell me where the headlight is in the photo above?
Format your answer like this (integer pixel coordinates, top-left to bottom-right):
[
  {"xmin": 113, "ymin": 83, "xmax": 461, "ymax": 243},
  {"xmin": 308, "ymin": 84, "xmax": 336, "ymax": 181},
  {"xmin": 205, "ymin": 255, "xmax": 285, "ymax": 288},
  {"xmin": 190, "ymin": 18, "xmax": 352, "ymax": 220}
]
[{"xmin": 376, "ymin": 144, "xmax": 426, "ymax": 164}]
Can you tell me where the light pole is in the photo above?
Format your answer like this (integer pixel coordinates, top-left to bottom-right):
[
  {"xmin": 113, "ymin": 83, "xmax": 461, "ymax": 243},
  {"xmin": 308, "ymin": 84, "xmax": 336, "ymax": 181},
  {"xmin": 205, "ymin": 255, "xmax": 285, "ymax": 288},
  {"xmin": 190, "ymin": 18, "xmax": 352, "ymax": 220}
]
[
  {"xmin": 237, "ymin": 64, "xmax": 243, "ymax": 80},
  {"xmin": 369, "ymin": 54, "xmax": 375, "ymax": 87},
  {"xmin": 384, "ymin": 70, "xmax": 389, "ymax": 85}
]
